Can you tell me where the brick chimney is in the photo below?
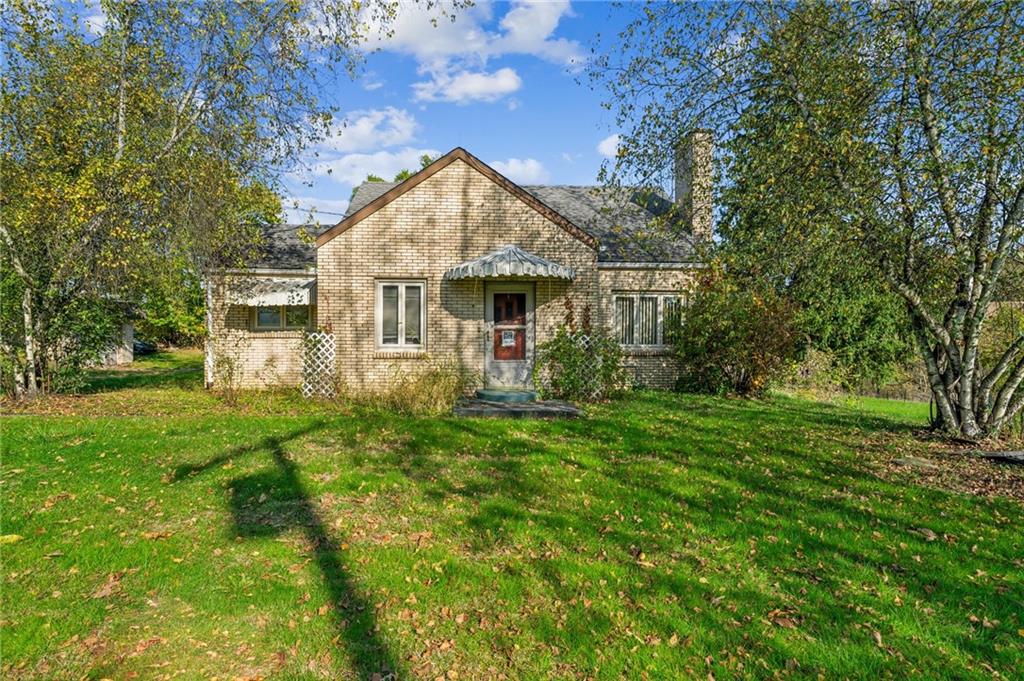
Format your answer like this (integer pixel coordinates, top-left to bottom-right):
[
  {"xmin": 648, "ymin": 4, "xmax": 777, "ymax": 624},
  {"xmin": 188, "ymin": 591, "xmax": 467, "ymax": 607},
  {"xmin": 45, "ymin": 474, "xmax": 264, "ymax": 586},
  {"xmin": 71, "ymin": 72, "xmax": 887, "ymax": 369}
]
[{"xmin": 674, "ymin": 129, "xmax": 713, "ymax": 241}]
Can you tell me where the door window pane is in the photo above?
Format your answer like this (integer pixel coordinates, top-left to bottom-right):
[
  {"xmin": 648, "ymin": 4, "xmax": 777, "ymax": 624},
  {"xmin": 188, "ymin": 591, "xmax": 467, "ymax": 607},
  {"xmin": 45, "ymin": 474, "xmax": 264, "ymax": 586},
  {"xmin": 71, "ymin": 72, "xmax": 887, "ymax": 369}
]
[
  {"xmin": 494, "ymin": 293, "xmax": 526, "ymax": 324},
  {"xmin": 638, "ymin": 296, "xmax": 658, "ymax": 345},
  {"xmin": 381, "ymin": 285, "xmax": 399, "ymax": 344},
  {"xmin": 285, "ymin": 305, "xmax": 309, "ymax": 328},
  {"xmin": 404, "ymin": 285, "xmax": 422, "ymax": 345},
  {"xmin": 616, "ymin": 297, "xmax": 635, "ymax": 345},
  {"xmin": 256, "ymin": 306, "xmax": 281, "ymax": 328}
]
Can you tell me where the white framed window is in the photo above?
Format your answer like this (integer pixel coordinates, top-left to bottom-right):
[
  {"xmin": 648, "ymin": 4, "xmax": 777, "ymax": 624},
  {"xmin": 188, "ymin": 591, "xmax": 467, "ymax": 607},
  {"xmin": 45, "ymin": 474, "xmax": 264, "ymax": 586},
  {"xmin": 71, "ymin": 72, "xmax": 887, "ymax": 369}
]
[
  {"xmin": 376, "ymin": 280, "xmax": 425, "ymax": 349},
  {"xmin": 252, "ymin": 305, "xmax": 312, "ymax": 331},
  {"xmin": 614, "ymin": 293, "xmax": 685, "ymax": 347}
]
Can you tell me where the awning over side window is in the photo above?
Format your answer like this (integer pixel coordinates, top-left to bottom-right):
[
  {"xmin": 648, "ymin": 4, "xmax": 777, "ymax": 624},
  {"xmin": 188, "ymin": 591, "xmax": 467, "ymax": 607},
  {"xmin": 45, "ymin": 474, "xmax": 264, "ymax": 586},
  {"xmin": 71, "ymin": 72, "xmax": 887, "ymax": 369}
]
[
  {"xmin": 444, "ymin": 245, "xmax": 576, "ymax": 281},
  {"xmin": 227, "ymin": 277, "xmax": 316, "ymax": 306}
]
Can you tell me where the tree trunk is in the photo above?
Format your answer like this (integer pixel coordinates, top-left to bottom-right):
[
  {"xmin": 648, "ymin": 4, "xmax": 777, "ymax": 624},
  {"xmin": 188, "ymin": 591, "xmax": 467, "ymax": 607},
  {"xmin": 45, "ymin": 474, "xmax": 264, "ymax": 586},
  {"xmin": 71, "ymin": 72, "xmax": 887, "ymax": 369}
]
[{"xmin": 21, "ymin": 287, "xmax": 39, "ymax": 397}]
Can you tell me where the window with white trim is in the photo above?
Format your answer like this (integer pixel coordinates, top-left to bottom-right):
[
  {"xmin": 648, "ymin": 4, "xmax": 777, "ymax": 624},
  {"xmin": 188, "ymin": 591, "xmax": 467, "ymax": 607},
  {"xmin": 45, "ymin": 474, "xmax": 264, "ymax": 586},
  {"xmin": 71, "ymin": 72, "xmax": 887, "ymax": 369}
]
[
  {"xmin": 614, "ymin": 293, "xmax": 684, "ymax": 347},
  {"xmin": 377, "ymin": 280, "xmax": 425, "ymax": 349},
  {"xmin": 252, "ymin": 305, "xmax": 311, "ymax": 330}
]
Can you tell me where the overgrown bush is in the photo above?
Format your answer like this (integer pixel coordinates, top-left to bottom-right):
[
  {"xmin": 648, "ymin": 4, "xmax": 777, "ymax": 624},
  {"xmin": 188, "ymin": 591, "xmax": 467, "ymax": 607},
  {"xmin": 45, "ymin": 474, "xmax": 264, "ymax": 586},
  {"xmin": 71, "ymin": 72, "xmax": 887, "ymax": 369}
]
[
  {"xmin": 535, "ymin": 301, "xmax": 627, "ymax": 401},
  {"xmin": 371, "ymin": 356, "xmax": 475, "ymax": 416},
  {"xmin": 674, "ymin": 270, "xmax": 801, "ymax": 397}
]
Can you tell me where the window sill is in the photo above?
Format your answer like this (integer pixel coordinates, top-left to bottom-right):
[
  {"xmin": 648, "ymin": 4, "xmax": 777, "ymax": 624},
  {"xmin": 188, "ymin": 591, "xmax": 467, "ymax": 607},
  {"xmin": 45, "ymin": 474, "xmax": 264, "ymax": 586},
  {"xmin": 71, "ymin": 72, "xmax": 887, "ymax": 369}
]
[
  {"xmin": 621, "ymin": 345, "xmax": 674, "ymax": 357},
  {"xmin": 374, "ymin": 349, "xmax": 428, "ymax": 359},
  {"xmin": 248, "ymin": 328, "xmax": 307, "ymax": 336}
]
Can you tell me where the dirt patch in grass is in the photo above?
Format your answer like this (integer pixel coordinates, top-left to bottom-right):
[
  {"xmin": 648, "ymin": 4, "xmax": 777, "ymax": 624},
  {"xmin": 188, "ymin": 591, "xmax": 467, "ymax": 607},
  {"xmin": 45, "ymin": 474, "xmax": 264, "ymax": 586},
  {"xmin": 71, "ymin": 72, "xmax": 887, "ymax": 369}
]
[{"xmin": 876, "ymin": 436, "xmax": 1024, "ymax": 503}]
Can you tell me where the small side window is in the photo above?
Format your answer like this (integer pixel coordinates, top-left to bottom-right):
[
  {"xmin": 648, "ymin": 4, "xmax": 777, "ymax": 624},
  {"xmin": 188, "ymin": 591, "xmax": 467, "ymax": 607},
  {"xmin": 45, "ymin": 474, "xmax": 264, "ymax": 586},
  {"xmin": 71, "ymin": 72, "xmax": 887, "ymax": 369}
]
[
  {"xmin": 255, "ymin": 306, "xmax": 282, "ymax": 329},
  {"xmin": 252, "ymin": 305, "xmax": 310, "ymax": 330},
  {"xmin": 285, "ymin": 305, "xmax": 309, "ymax": 329}
]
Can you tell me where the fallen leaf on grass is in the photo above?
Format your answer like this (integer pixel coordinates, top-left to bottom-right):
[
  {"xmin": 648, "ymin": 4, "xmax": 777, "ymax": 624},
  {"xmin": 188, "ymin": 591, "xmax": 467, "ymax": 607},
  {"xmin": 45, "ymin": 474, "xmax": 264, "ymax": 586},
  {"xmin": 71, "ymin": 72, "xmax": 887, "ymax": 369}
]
[
  {"xmin": 767, "ymin": 607, "xmax": 800, "ymax": 629},
  {"xmin": 92, "ymin": 571, "xmax": 124, "ymax": 599},
  {"xmin": 141, "ymin": 531, "xmax": 173, "ymax": 540},
  {"xmin": 129, "ymin": 637, "xmax": 166, "ymax": 657},
  {"xmin": 872, "ymin": 631, "xmax": 883, "ymax": 647},
  {"xmin": 0, "ymin": 534, "xmax": 24, "ymax": 544}
]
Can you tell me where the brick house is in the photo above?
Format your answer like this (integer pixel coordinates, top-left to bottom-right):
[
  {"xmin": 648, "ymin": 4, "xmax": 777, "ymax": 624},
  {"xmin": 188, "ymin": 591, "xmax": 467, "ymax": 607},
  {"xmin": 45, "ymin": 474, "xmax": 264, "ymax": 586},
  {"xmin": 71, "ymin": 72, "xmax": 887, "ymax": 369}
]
[{"xmin": 206, "ymin": 136, "xmax": 710, "ymax": 392}]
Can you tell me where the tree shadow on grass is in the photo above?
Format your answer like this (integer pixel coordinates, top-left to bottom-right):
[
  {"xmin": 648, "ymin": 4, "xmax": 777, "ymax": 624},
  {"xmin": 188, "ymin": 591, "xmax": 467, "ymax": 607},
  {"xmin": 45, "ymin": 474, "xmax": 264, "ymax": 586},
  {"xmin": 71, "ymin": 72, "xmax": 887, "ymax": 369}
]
[
  {"xmin": 173, "ymin": 423, "xmax": 401, "ymax": 679},
  {"xmin": 346, "ymin": 399, "xmax": 1018, "ymax": 676}
]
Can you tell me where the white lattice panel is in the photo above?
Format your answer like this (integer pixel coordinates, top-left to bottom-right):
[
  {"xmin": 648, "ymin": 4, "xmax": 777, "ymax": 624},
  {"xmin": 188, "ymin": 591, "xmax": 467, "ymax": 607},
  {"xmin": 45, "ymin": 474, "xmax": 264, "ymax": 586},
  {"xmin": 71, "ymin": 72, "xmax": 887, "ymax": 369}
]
[
  {"xmin": 535, "ymin": 331, "xmax": 630, "ymax": 401},
  {"xmin": 302, "ymin": 331, "xmax": 336, "ymax": 398}
]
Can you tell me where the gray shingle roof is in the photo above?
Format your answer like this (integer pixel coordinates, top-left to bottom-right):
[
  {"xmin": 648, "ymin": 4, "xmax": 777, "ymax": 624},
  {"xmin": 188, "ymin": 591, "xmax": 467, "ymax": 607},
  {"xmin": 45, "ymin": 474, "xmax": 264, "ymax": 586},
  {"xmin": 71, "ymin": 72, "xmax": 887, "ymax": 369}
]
[
  {"xmin": 344, "ymin": 181, "xmax": 696, "ymax": 263},
  {"xmin": 345, "ymin": 181, "xmax": 399, "ymax": 215},
  {"xmin": 523, "ymin": 186, "xmax": 695, "ymax": 263},
  {"xmin": 251, "ymin": 223, "xmax": 316, "ymax": 270}
]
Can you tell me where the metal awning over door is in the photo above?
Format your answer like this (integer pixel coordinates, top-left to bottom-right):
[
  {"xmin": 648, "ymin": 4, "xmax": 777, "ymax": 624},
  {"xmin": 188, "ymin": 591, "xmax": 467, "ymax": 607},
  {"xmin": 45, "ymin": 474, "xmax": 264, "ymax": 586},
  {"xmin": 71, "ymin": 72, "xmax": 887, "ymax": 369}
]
[{"xmin": 444, "ymin": 245, "xmax": 576, "ymax": 281}]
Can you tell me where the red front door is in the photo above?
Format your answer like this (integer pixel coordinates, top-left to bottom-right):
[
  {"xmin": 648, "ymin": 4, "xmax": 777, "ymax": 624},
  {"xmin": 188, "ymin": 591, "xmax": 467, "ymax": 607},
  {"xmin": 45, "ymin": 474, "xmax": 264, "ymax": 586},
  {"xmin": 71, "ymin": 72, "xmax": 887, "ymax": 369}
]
[{"xmin": 493, "ymin": 293, "xmax": 526, "ymax": 360}]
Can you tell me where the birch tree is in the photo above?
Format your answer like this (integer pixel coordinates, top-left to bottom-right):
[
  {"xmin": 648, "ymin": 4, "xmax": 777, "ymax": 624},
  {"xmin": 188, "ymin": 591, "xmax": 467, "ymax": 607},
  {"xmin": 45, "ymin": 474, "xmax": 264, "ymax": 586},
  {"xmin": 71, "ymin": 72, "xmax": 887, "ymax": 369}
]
[
  {"xmin": 0, "ymin": 0, "xmax": 437, "ymax": 395},
  {"xmin": 591, "ymin": 1, "xmax": 1024, "ymax": 438}
]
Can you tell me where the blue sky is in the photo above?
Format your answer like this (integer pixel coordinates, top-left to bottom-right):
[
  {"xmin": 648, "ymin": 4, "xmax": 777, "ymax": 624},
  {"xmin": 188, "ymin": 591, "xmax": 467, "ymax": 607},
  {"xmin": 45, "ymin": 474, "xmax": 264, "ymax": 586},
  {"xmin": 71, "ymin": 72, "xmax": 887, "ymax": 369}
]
[
  {"xmin": 282, "ymin": 1, "xmax": 633, "ymax": 223},
  {"xmin": 75, "ymin": 0, "xmax": 635, "ymax": 224}
]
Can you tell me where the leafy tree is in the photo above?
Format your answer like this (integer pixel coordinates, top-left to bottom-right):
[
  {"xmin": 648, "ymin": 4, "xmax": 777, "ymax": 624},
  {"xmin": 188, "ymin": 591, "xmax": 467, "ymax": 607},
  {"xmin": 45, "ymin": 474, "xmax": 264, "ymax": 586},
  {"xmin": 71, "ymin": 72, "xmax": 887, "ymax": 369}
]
[
  {"xmin": 364, "ymin": 154, "xmax": 440, "ymax": 185},
  {"xmin": 673, "ymin": 268, "xmax": 801, "ymax": 397},
  {"xmin": 135, "ymin": 268, "xmax": 206, "ymax": 347},
  {"xmin": 591, "ymin": 2, "xmax": 1024, "ymax": 438},
  {"xmin": 0, "ymin": 0, "xmax": 427, "ymax": 396}
]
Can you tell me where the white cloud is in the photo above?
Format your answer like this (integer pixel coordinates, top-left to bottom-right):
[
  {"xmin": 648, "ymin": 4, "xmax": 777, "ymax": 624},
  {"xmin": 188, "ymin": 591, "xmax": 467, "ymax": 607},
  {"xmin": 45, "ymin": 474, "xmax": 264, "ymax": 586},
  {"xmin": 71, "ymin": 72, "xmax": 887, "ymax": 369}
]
[
  {"xmin": 309, "ymin": 147, "xmax": 441, "ymax": 185},
  {"xmin": 491, "ymin": 1, "xmax": 583, "ymax": 69},
  {"xmin": 489, "ymin": 158, "xmax": 550, "ymax": 184},
  {"xmin": 320, "ymin": 107, "xmax": 418, "ymax": 154},
  {"xmin": 413, "ymin": 67, "xmax": 522, "ymax": 104},
  {"xmin": 361, "ymin": 0, "xmax": 583, "ymax": 104},
  {"xmin": 597, "ymin": 133, "xmax": 621, "ymax": 158},
  {"xmin": 361, "ymin": 71, "xmax": 385, "ymax": 91},
  {"xmin": 282, "ymin": 196, "xmax": 351, "ymax": 224},
  {"xmin": 82, "ymin": 0, "xmax": 107, "ymax": 35}
]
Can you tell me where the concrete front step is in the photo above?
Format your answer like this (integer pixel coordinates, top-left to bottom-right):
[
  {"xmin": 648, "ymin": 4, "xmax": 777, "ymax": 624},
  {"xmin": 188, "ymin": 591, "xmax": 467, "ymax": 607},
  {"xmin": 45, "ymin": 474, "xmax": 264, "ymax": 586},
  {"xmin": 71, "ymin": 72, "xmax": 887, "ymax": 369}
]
[
  {"xmin": 475, "ymin": 388, "xmax": 539, "ymax": 403},
  {"xmin": 454, "ymin": 399, "xmax": 581, "ymax": 419}
]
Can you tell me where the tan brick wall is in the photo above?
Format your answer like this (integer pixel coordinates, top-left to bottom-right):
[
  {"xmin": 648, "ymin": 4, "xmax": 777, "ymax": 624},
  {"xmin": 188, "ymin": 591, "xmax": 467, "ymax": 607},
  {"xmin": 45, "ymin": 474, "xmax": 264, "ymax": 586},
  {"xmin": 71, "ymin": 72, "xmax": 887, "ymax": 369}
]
[
  {"xmin": 207, "ymin": 275, "xmax": 316, "ymax": 389},
  {"xmin": 317, "ymin": 158, "xmax": 600, "ymax": 390},
  {"xmin": 208, "ymin": 159, "xmax": 703, "ymax": 392},
  {"xmin": 597, "ymin": 266, "xmax": 698, "ymax": 389}
]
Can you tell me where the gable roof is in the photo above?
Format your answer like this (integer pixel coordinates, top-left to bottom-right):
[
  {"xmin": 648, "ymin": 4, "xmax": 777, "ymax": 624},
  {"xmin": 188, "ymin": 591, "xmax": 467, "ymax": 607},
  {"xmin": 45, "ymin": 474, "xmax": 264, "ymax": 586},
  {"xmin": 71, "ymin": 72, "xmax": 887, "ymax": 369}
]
[
  {"xmin": 343, "ymin": 181, "xmax": 697, "ymax": 263},
  {"xmin": 316, "ymin": 147, "xmax": 599, "ymax": 250}
]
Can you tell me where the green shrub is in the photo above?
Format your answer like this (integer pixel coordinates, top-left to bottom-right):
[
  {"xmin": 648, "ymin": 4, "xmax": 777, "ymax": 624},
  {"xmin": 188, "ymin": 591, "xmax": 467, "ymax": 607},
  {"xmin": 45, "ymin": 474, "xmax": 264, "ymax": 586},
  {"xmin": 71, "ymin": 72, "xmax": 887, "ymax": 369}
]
[
  {"xmin": 784, "ymin": 347, "xmax": 852, "ymax": 401},
  {"xmin": 370, "ymin": 356, "xmax": 475, "ymax": 416},
  {"xmin": 535, "ymin": 324, "xmax": 627, "ymax": 402},
  {"xmin": 674, "ymin": 270, "xmax": 801, "ymax": 397}
]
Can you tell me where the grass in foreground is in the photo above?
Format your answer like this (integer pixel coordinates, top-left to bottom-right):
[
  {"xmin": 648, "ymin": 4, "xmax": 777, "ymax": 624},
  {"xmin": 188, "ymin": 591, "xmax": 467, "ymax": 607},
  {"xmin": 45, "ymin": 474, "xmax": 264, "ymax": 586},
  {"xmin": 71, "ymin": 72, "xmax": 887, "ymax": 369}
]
[{"xmin": 2, "ymin": 352, "xmax": 1022, "ymax": 679}]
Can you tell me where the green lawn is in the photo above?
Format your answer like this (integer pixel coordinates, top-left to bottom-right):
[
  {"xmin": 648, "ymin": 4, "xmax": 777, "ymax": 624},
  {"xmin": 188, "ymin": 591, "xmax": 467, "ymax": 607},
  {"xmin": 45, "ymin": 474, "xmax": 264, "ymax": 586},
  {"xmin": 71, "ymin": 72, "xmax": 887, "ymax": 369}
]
[{"xmin": 2, "ymin": 352, "xmax": 1022, "ymax": 679}]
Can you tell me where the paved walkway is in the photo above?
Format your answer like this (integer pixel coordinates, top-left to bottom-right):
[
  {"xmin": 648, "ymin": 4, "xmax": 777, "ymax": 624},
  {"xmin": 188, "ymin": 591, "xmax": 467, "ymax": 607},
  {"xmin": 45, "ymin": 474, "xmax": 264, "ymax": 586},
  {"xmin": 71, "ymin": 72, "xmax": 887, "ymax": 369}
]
[{"xmin": 453, "ymin": 398, "xmax": 581, "ymax": 419}]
